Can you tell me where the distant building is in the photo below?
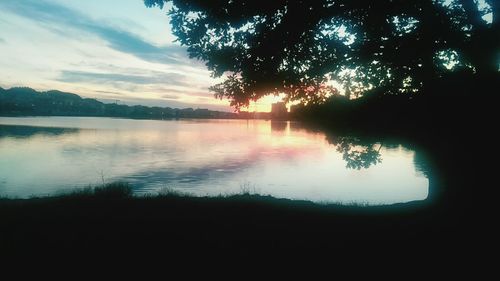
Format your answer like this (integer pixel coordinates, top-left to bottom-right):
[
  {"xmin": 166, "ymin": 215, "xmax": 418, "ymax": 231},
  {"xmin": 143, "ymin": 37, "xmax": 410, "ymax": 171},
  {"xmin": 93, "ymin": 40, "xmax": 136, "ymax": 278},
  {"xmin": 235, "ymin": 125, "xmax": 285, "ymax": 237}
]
[{"xmin": 271, "ymin": 102, "xmax": 288, "ymax": 119}]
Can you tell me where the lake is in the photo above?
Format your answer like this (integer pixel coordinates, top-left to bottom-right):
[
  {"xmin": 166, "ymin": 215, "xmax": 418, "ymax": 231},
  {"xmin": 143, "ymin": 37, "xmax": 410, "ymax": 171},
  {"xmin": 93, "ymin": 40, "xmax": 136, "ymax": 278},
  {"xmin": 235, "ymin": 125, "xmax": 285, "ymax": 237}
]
[{"xmin": 0, "ymin": 117, "xmax": 429, "ymax": 204}]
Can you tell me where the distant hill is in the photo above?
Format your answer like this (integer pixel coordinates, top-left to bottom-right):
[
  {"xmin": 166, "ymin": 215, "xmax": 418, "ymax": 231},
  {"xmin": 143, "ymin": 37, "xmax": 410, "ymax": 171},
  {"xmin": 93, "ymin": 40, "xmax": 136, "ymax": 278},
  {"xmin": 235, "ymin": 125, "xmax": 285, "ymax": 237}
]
[{"xmin": 0, "ymin": 87, "xmax": 237, "ymax": 119}]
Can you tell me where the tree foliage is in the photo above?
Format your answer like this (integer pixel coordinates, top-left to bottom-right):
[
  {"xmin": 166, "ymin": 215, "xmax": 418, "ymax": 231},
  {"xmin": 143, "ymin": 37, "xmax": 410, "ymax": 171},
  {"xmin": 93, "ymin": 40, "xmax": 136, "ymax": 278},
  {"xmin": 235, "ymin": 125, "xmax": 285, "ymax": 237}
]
[{"xmin": 145, "ymin": 0, "xmax": 499, "ymax": 109}]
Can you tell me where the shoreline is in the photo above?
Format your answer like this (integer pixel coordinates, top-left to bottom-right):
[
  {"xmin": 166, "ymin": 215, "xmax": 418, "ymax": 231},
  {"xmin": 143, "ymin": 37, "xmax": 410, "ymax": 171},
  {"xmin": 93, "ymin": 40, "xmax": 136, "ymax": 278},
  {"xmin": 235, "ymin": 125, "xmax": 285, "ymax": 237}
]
[{"xmin": 1, "ymin": 183, "xmax": 449, "ymax": 257}]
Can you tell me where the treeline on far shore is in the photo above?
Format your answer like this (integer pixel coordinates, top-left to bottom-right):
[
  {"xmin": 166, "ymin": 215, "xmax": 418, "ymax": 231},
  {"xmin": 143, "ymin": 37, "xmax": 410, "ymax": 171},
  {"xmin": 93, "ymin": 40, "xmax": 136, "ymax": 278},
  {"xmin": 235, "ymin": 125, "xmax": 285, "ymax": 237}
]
[{"xmin": 0, "ymin": 87, "xmax": 239, "ymax": 120}]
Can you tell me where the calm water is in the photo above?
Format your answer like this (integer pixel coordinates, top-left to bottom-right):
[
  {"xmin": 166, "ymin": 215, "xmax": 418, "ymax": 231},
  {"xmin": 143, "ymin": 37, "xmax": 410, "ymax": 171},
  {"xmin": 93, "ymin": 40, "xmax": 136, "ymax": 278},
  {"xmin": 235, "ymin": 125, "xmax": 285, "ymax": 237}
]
[{"xmin": 0, "ymin": 117, "xmax": 428, "ymax": 204}]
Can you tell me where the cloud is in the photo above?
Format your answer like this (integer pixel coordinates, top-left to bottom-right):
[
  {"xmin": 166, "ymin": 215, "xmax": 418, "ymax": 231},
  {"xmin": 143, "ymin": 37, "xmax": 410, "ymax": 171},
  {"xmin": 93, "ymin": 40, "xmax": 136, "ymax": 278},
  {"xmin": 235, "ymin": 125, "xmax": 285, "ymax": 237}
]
[
  {"xmin": 0, "ymin": 0, "xmax": 189, "ymax": 65},
  {"xmin": 161, "ymin": 94, "xmax": 179, "ymax": 100},
  {"xmin": 0, "ymin": 38, "xmax": 5, "ymax": 44},
  {"xmin": 94, "ymin": 90, "xmax": 124, "ymax": 96},
  {"xmin": 0, "ymin": 0, "xmax": 230, "ymax": 111},
  {"xmin": 58, "ymin": 70, "xmax": 188, "ymax": 86},
  {"xmin": 154, "ymin": 87, "xmax": 187, "ymax": 94}
]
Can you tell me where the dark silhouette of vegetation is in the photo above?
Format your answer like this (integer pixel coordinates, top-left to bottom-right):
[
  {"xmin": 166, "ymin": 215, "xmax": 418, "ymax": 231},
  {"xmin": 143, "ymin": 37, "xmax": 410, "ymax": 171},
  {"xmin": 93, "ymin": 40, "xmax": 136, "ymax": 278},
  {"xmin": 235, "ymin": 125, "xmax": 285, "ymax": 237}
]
[
  {"xmin": 0, "ymin": 86, "xmax": 237, "ymax": 119},
  {"xmin": 67, "ymin": 182, "xmax": 133, "ymax": 199},
  {"xmin": 0, "ymin": 181, "xmax": 459, "ymax": 258},
  {"xmin": 145, "ymin": 0, "xmax": 498, "ymax": 110}
]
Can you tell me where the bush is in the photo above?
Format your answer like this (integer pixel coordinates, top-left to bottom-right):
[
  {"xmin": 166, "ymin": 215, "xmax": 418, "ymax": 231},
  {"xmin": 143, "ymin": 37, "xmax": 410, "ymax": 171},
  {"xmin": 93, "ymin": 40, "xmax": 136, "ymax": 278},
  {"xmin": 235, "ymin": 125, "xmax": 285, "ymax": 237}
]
[{"xmin": 90, "ymin": 182, "xmax": 132, "ymax": 199}]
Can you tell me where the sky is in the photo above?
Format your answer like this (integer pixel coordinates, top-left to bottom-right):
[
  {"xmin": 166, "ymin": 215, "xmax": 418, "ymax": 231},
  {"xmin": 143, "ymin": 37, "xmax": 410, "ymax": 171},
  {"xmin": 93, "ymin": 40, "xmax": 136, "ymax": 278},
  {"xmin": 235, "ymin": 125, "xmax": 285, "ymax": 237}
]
[{"xmin": 0, "ymin": 0, "xmax": 278, "ymax": 112}]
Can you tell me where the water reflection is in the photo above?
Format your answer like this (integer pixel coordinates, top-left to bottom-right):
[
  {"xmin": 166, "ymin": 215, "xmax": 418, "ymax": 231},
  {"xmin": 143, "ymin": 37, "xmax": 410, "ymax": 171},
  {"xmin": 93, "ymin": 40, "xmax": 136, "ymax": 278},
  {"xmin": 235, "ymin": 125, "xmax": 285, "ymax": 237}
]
[
  {"xmin": 326, "ymin": 135, "xmax": 382, "ymax": 170},
  {"xmin": 0, "ymin": 125, "xmax": 78, "ymax": 138},
  {"xmin": 0, "ymin": 117, "xmax": 429, "ymax": 204},
  {"xmin": 270, "ymin": 120, "xmax": 288, "ymax": 132}
]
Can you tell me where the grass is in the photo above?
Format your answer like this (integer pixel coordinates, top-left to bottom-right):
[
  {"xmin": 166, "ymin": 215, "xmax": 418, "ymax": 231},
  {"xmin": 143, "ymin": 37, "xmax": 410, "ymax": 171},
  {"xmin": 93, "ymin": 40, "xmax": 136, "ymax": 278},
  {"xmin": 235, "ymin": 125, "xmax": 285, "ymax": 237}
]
[
  {"xmin": 60, "ymin": 182, "xmax": 133, "ymax": 199},
  {"xmin": 3, "ymin": 181, "xmax": 426, "ymax": 211},
  {"xmin": 0, "ymin": 181, "xmax": 475, "ymax": 261},
  {"xmin": 155, "ymin": 185, "xmax": 192, "ymax": 198}
]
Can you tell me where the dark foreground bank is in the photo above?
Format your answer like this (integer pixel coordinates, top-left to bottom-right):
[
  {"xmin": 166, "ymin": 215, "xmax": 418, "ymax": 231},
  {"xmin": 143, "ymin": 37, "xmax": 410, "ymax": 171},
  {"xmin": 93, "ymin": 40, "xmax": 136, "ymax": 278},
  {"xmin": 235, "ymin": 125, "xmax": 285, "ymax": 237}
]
[{"xmin": 0, "ymin": 183, "xmax": 478, "ymax": 261}]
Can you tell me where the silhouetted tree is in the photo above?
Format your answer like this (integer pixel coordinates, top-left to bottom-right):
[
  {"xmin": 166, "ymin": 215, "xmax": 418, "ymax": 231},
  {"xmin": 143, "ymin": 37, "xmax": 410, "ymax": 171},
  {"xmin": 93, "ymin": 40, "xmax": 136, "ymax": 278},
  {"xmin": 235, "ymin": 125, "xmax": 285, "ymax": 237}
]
[{"xmin": 145, "ymin": 0, "xmax": 498, "ymax": 108}]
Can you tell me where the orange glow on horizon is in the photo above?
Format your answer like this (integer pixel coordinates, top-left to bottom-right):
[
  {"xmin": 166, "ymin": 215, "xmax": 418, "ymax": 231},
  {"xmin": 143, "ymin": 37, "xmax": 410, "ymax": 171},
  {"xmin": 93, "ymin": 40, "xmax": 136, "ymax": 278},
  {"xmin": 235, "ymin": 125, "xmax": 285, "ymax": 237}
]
[{"xmin": 243, "ymin": 94, "xmax": 290, "ymax": 112}]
